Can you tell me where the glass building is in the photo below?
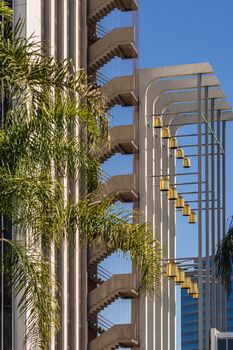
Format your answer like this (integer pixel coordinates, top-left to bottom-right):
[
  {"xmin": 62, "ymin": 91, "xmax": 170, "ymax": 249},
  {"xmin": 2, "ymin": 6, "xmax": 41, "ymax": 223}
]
[{"xmin": 181, "ymin": 269, "xmax": 233, "ymax": 350}]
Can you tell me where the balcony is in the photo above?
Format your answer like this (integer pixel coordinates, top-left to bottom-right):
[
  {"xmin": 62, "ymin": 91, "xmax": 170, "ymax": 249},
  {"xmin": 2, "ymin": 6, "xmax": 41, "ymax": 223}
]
[
  {"xmin": 100, "ymin": 125, "xmax": 138, "ymax": 161},
  {"xmin": 101, "ymin": 76, "xmax": 138, "ymax": 107},
  {"xmin": 88, "ymin": 27, "xmax": 138, "ymax": 72},
  {"xmin": 88, "ymin": 0, "xmax": 138, "ymax": 23}
]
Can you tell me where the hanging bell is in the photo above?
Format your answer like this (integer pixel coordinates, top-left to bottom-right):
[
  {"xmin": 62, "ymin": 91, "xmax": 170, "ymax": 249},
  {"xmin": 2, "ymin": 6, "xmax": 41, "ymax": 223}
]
[
  {"xmin": 168, "ymin": 186, "xmax": 178, "ymax": 200},
  {"xmin": 166, "ymin": 262, "xmax": 178, "ymax": 278},
  {"xmin": 169, "ymin": 137, "xmax": 178, "ymax": 150},
  {"xmin": 188, "ymin": 281, "xmax": 195, "ymax": 295},
  {"xmin": 176, "ymin": 195, "xmax": 184, "ymax": 209},
  {"xmin": 160, "ymin": 177, "xmax": 169, "ymax": 192},
  {"xmin": 193, "ymin": 293, "xmax": 199, "ymax": 300},
  {"xmin": 176, "ymin": 148, "xmax": 184, "ymax": 159},
  {"xmin": 181, "ymin": 276, "xmax": 192, "ymax": 289},
  {"xmin": 161, "ymin": 127, "xmax": 170, "ymax": 139},
  {"xmin": 174, "ymin": 268, "xmax": 185, "ymax": 284},
  {"xmin": 189, "ymin": 282, "xmax": 198, "ymax": 295},
  {"xmin": 182, "ymin": 204, "xmax": 191, "ymax": 216},
  {"xmin": 188, "ymin": 211, "xmax": 197, "ymax": 224},
  {"xmin": 183, "ymin": 157, "xmax": 191, "ymax": 168},
  {"xmin": 153, "ymin": 116, "xmax": 163, "ymax": 128}
]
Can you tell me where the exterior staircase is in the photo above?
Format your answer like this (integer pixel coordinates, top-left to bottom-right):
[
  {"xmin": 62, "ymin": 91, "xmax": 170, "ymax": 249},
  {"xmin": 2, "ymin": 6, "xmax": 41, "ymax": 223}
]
[
  {"xmin": 99, "ymin": 174, "xmax": 138, "ymax": 202},
  {"xmin": 88, "ymin": 27, "xmax": 138, "ymax": 71},
  {"xmin": 88, "ymin": 320, "xmax": 138, "ymax": 350},
  {"xmin": 88, "ymin": 242, "xmax": 113, "ymax": 266},
  {"xmin": 101, "ymin": 76, "xmax": 138, "ymax": 107},
  {"xmin": 100, "ymin": 125, "xmax": 138, "ymax": 162},
  {"xmin": 88, "ymin": 272, "xmax": 138, "ymax": 315},
  {"xmin": 88, "ymin": 0, "xmax": 138, "ymax": 23}
]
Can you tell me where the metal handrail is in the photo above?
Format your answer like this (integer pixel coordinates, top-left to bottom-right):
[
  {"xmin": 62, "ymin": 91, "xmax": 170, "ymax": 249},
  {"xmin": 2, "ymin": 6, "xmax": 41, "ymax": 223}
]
[
  {"xmin": 88, "ymin": 264, "xmax": 113, "ymax": 283},
  {"xmin": 98, "ymin": 314, "xmax": 114, "ymax": 330}
]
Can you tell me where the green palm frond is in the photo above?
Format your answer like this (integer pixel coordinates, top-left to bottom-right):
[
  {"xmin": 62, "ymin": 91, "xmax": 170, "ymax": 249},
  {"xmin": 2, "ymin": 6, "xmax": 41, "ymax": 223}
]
[
  {"xmin": 0, "ymin": 2, "xmax": 13, "ymax": 20},
  {"xmin": 2, "ymin": 238, "xmax": 59, "ymax": 349},
  {"xmin": 67, "ymin": 195, "xmax": 161, "ymax": 293},
  {"xmin": 215, "ymin": 218, "xmax": 233, "ymax": 293},
  {"xmin": 0, "ymin": 15, "xmax": 161, "ymax": 349}
]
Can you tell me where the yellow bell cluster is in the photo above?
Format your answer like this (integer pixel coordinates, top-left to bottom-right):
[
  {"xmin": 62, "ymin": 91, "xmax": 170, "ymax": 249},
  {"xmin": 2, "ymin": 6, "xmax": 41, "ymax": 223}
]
[
  {"xmin": 159, "ymin": 179, "xmax": 197, "ymax": 224},
  {"xmin": 166, "ymin": 262, "xmax": 198, "ymax": 300},
  {"xmin": 153, "ymin": 115, "xmax": 191, "ymax": 168}
]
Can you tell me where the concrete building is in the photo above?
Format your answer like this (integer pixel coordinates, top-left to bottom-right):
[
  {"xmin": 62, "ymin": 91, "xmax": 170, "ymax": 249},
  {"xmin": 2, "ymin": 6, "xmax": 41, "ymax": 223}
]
[{"xmin": 1, "ymin": 1, "xmax": 233, "ymax": 350}]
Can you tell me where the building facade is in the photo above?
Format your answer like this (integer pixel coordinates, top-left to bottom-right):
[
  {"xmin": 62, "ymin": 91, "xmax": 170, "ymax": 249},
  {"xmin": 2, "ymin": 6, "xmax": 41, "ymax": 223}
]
[
  {"xmin": 1, "ymin": 1, "xmax": 233, "ymax": 350},
  {"xmin": 182, "ymin": 272, "xmax": 233, "ymax": 350}
]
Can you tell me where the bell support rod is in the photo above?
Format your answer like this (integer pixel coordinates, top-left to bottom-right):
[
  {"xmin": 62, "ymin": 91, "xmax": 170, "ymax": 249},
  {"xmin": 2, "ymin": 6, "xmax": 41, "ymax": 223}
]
[
  {"xmin": 201, "ymin": 112, "xmax": 225, "ymax": 154},
  {"xmin": 149, "ymin": 172, "xmax": 198, "ymax": 177},
  {"xmin": 176, "ymin": 207, "xmax": 223, "ymax": 211}
]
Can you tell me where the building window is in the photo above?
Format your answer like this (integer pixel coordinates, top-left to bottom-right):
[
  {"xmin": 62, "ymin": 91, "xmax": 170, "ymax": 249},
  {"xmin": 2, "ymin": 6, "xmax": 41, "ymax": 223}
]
[{"xmin": 218, "ymin": 339, "xmax": 226, "ymax": 350}]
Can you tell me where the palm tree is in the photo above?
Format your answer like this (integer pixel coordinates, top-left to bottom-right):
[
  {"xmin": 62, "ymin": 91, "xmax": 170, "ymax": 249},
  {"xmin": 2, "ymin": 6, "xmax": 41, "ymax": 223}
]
[
  {"xmin": 215, "ymin": 218, "xmax": 233, "ymax": 293},
  {"xmin": 0, "ymin": 5, "xmax": 161, "ymax": 349}
]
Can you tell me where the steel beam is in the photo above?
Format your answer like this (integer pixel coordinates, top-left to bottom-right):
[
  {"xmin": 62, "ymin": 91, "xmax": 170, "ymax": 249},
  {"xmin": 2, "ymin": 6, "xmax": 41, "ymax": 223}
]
[
  {"xmin": 211, "ymin": 98, "xmax": 216, "ymax": 328},
  {"xmin": 198, "ymin": 74, "xmax": 203, "ymax": 350}
]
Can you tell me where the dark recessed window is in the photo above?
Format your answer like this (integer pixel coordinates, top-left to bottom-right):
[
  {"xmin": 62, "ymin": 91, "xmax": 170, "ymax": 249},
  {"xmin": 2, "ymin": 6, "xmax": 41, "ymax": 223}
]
[{"xmin": 218, "ymin": 339, "xmax": 226, "ymax": 350}]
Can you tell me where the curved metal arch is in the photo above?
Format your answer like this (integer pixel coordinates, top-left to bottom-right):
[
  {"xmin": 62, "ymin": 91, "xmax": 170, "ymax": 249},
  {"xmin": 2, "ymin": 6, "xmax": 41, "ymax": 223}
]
[{"xmin": 153, "ymin": 88, "xmax": 225, "ymax": 117}]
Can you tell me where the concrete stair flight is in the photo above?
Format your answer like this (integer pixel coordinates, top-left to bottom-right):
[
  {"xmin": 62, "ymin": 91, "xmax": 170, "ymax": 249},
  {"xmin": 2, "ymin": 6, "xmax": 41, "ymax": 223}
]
[
  {"xmin": 101, "ymin": 76, "xmax": 138, "ymax": 107},
  {"xmin": 88, "ymin": 0, "xmax": 138, "ymax": 23},
  {"xmin": 88, "ymin": 323, "xmax": 138, "ymax": 350},
  {"xmin": 88, "ymin": 242, "xmax": 113, "ymax": 266},
  {"xmin": 98, "ymin": 174, "xmax": 138, "ymax": 203},
  {"xmin": 88, "ymin": 273, "xmax": 138, "ymax": 315},
  {"xmin": 100, "ymin": 125, "xmax": 138, "ymax": 162},
  {"xmin": 88, "ymin": 27, "xmax": 138, "ymax": 72}
]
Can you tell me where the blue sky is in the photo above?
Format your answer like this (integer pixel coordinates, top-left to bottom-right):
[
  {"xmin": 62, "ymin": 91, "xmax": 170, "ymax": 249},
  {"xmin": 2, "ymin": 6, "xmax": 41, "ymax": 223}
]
[
  {"xmin": 139, "ymin": 1, "xmax": 233, "ymax": 348},
  {"xmin": 139, "ymin": 0, "xmax": 233, "ymax": 107}
]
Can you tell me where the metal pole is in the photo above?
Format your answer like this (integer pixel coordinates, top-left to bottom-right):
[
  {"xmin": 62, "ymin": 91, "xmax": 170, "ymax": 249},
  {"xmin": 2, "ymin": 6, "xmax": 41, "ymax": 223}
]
[
  {"xmin": 217, "ymin": 110, "xmax": 222, "ymax": 330},
  {"xmin": 222, "ymin": 121, "xmax": 227, "ymax": 331},
  {"xmin": 205, "ymin": 87, "xmax": 210, "ymax": 350},
  {"xmin": 211, "ymin": 98, "xmax": 216, "ymax": 329},
  {"xmin": 198, "ymin": 74, "xmax": 203, "ymax": 350}
]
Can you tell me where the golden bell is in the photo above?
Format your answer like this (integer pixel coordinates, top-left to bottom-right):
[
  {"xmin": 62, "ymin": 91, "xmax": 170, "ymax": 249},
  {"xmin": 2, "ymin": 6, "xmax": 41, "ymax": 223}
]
[
  {"xmin": 188, "ymin": 211, "xmax": 197, "ymax": 224},
  {"xmin": 181, "ymin": 276, "xmax": 192, "ymax": 289},
  {"xmin": 168, "ymin": 186, "xmax": 178, "ymax": 200},
  {"xmin": 161, "ymin": 127, "xmax": 170, "ymax": 139},
  {"xmin": 183, "ymin": 157, "xmax": 191, "ymax": 168},
  {"xmin": 169, "ymin": 137, "xmax": 178, "ymax": 150},
  {"xmin": 176, "ymin": 195, "xmax": 184, "ymax": 209},
  {"xmin": 153, "ymin": 116, "xmax": 163, "ymax": 128},
  {"xmin": 189, "ymin": 282, "xmax": 198, "ymax": 295},
  {"xmin": 193, "ymin": 293, "xmax": 199, "ymax": 300},
  {"xmin": 166, "ymin": 262, "xmax": 178, "ymax": 278},
  {"xmin": 176, "ymin": 148, "xmax": 184, "ymax": 159},
  {"xmin": 160, "ymin": 177, "xmax": 169, "ymax": 192},
  {"xmin": 174, "ymin": 269, "xmax": 185, "ymax": 284},
  {"xmin": 182, "ymin": 203, "xmax": 191, "ymax": 216}
]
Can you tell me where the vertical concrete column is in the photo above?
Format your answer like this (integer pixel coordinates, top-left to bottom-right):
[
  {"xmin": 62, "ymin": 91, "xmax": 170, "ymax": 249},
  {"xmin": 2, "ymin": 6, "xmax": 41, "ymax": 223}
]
[
  {"xmin": 169, "ymin": 125, "xmax": 177, "ymax": 350},
  {"xmin": 68, "ymin": 1, "xmax": 83, "ymax": 349},
  {"xmin": 153, "ymin": 120, "xmax": 162, "ymax": 350},
  {"xmin": 139, "ymin": 73, "xmax": 163, "ymax": 350},
  {"xmin": 13, "ymin": 2, "xmax": 42, "ymax": 350},
  {"xmin": 42, "ymin": 2, "xmax": 57, "ymax": 349},
  {"xmin": 138, "ymin": 73, "xmax": 148, "ymax": 350},
  {"xmin": 56, "ymin": 1, "xmax": 69, "ymax": 349},
  {"xmin": 161, "ymin": 126, "xmax": 169, "ymax": 350}
]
